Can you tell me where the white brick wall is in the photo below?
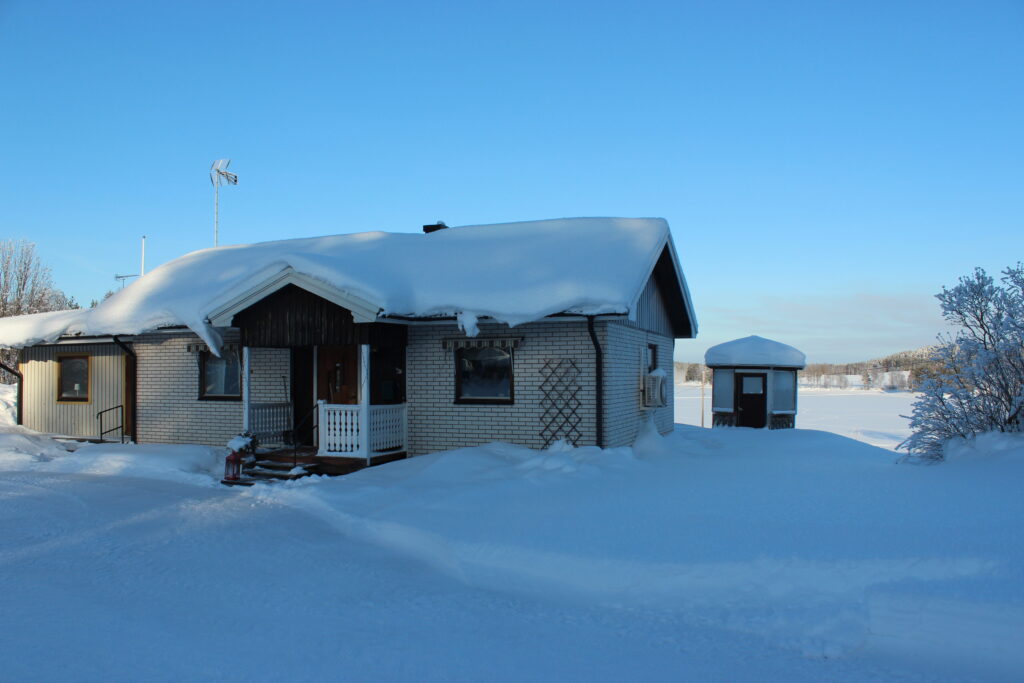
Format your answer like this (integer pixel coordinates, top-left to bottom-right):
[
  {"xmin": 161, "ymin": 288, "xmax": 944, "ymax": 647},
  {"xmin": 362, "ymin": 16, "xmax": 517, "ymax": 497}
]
[
  {"xmin": 599, "ymin": 320, "xmax": 675, "ymax": 447},
  {"xmin": 406, "ymin": 321, "xmax": 598, "ymax": 455},
  {"xmin": 129, "ymin": 323, "xmax": 672, "ymax": 452},
  {"xmin": 134, "ymin": 332, "xmax": 290, "ymax": 447}
]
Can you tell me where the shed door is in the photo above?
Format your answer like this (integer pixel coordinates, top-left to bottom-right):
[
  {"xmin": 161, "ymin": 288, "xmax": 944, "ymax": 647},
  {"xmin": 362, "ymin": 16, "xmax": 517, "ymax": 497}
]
[{"xmin": 734, "ymin": 373, "xmax": 767, "ymax": 428}]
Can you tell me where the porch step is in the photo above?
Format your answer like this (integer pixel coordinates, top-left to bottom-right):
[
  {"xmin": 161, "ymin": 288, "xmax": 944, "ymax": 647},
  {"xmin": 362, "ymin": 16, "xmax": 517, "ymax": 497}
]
[
  {"xmin": 251, "ymin": 447, "xmax": 320, "ymax": 464},
  {"xmin": 251, "ymin": 460, "xmax": 306, "ymax": 472},
  {"xmin": 220, "ymin": 478, "xmax": 257, "ymax": 487},
  {"xmin": 243, "ymin": 462, "xmax": 313, "ymax": 481},
  {"xmin": 314, "ymin": 451, "xmax": 407, "ymax": 476},
  {"xmin": 220, "ymin": 451, "xmax": 408, "ymax": 486}
]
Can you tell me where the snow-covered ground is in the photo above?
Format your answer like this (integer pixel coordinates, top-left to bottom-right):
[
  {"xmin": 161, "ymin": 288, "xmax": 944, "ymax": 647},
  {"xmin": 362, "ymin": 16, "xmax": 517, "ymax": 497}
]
[
  {"xmin": 2, "ymin": 382, "xmax": 1022, "ymax": 681},
  {"xmin": 675, "ymin": 383, "xmax": 916, "ymax": 450}
]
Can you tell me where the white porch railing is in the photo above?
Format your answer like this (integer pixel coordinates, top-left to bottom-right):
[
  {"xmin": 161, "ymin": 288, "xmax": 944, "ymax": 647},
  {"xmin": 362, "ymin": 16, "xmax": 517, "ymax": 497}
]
[
  {"xmin": 318, "ymin": 402, "xmax": 406, "ymax": 458},
  {"xmin": 370, "ymin": 404, "xmax": 406, "ymax": 452},
  {"xmin": 248, "ymin": 402, "xmax": 293, "ymax": 443}
]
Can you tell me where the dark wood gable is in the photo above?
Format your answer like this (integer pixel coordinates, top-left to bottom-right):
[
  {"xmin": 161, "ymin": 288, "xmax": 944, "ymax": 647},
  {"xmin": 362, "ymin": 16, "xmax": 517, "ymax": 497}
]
[
  {"xmin": 652, "ymin": 246, "xmax": 695, "ymax": 338},
  {"xmin": 232, "ymin": 284, "xmax": 406, "ymax": 347}
]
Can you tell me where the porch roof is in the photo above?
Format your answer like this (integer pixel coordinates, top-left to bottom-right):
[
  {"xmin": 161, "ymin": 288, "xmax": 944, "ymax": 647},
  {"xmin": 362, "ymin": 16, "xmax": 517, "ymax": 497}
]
[{"xmin": 0, "ymin": 217, "xmax": 697, "ymax": 352}]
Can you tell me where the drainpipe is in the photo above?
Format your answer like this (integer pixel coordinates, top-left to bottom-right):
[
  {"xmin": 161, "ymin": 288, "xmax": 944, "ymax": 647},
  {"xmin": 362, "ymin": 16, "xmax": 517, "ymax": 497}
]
[
  {"xmin": 0, "ymin": 360, "xmax": 23, "ymax": 426},
  {"xmin": 586, "ymin": 316, "xmax": 604, "ymax": 449},
  {"xmin": 112, "ymin": 336, "xmax": 137, "ymax": 443}
]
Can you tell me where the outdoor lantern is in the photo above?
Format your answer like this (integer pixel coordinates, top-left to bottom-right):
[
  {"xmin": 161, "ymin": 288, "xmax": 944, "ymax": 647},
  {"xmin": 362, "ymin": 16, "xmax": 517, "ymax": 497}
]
[
  {"xmin": 705, "ymin": 335, "xmax": 806, "ymax": 429},
  {"xmin": 224, "ymin": 450, "xmax": 243, "ymax": 482}
]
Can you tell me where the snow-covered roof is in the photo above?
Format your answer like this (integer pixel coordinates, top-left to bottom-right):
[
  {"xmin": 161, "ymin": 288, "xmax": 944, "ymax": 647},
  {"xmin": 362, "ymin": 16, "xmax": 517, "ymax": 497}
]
[
  {"xmin": 704, "ymin": 336, "xmax": 806, "ymax": 369},
  {"xmin": 0, "ymin": 217, "xmax": 697, "ymax": 351}
]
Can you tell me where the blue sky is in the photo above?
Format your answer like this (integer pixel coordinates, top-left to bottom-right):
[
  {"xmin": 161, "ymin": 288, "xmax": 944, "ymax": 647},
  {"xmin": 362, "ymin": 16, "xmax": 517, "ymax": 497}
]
[{"xmin": 1, "ymin": 1, "xmax": 1021, "ymax": 362}]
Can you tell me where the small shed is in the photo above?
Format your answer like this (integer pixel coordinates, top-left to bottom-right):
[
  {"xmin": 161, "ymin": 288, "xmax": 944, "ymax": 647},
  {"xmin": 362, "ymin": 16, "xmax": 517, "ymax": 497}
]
[{"xmin": 704, "ymin": 336, "xmax": 806, "ymax": 429}]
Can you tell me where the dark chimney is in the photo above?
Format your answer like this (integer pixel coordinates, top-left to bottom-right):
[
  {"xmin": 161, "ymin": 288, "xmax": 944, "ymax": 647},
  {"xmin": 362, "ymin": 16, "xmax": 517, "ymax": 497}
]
[{"xmin": 422, "ymin": 221, "xmax": 448, "ymax": 234}]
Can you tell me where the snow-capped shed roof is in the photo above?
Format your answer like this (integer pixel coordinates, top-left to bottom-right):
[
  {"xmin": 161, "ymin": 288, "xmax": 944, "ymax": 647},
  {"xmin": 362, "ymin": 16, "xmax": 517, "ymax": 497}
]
[
  {"xmin": 704, "ymin": 336, "xmax": 806, "ymax": 369},
  {"xmin": 0, "ymin": 217, "xmax": 697, "ymax": 351}
]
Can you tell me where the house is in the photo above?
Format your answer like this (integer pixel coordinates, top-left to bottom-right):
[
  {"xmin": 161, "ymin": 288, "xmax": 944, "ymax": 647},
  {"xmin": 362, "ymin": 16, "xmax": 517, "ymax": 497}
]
[
  {"xmin": 704, "ymin": 335, "xmax": 806, "ymax": 429},
  {"xmin": 0, "ymin": 218, "xmax": 697, "ymax": 460}
]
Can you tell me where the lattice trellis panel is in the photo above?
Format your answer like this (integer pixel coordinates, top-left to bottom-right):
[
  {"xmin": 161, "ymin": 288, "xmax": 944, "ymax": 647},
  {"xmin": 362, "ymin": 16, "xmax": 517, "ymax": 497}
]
[{"xmin": 539, "ymin": 358, "xmax": 582, "ymax": 447}]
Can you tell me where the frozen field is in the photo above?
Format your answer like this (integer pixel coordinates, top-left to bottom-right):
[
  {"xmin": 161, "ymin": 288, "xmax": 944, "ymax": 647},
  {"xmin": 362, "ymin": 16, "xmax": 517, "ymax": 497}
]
[
  {"xmin": 1, "ymin": 384, "xmax": 1022, "ymax": 681},
  {"xmin": 675, "ymin": 383, "xmax": 916, "ymax": 450}
]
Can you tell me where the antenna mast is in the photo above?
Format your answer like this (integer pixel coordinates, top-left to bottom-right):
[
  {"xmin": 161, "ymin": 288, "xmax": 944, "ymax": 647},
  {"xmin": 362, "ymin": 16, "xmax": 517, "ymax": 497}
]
[{"xmin": 210, "ymin": 159, "xmax": 238, "ymax": 247}]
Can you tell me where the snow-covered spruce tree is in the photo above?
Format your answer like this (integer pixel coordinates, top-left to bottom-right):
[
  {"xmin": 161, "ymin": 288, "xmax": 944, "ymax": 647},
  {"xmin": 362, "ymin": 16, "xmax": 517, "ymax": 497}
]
[{"xmin": 900, "ymin": 264, "xmax": 1024, "ymax": 461}]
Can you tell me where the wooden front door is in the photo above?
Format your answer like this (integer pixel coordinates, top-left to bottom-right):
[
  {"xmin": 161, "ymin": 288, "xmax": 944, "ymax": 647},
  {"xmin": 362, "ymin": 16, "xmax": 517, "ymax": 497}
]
[
  {"xmin": 317, "ymin": 345, "xmax": 358, "ymax": 404},
  {"xmin": 734, "ymin": 373, "xmax": 767, "ymax": 428}
]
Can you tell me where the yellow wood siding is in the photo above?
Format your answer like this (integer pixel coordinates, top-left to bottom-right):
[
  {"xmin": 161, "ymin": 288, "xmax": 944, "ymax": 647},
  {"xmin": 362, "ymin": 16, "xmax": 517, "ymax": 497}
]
[{"xmin": 21, "ymin": 343, "xmax": 126, "ymax": 439}]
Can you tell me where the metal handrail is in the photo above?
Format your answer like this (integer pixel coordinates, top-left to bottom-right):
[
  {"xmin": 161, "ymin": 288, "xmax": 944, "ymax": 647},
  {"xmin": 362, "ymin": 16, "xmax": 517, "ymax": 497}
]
[
  {"xmin": 96, "ymin": 404, "xmax": 124, "ymax": 443},
  {"xmin": 289, "ymin": 403, "xmax": 320, "ymax": 468}
]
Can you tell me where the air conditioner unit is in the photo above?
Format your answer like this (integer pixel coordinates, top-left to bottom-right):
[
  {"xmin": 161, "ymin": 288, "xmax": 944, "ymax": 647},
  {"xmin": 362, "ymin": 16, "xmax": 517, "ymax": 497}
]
[{"xmin": 642, "ymin": 373, "xmax": 668, "ymax": 408}]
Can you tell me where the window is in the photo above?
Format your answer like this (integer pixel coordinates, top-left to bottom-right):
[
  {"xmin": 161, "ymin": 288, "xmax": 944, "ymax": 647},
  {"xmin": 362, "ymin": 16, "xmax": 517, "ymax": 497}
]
[
  {"xmin": 58, "ymin": 356, "xmax": 89, "ymax": 402},
  {"xmin": 200, "ymin": 350, "xmax": 241, "ymax": 400},
  {"xmin": 646, "ymin": 344, "xmax": 658, "ymax": 373},
  {"xmin": 455, "ymin": 346, "xmax": 513, "ymax": 403},
  {"xmin": 772, "ymin": 370, "xmax": 797, "ymax": 413},
  {"xmin": 712, "ymin": 368, "xmax": 734, "ymax": 411},
  {"xmin": 742, "ymin": 375, "xmax": 764, "ymax": 394}
]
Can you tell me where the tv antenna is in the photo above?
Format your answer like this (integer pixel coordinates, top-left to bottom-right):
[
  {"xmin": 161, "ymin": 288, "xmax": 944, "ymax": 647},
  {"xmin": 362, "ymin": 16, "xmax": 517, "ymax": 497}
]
[
  {"xmin": 210, "ymin": 159, "xmax": 238, "ymax": 247},
  {"xmin": 113, "ymin": 236, "xmax": 147, "ymax": 288}
]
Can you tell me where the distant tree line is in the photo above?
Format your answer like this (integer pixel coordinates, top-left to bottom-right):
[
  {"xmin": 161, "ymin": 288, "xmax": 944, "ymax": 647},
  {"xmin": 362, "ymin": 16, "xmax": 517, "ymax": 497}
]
[{"xmin": 802, "ymin": 348, "xmax": 943, "ymax": 390}]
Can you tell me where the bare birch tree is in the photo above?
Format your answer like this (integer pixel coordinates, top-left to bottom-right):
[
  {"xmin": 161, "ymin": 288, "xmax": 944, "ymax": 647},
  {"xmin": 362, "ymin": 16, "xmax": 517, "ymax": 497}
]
[{"xmin": 1, "ymin": 239, "xmax": 78, "ymax": 378}]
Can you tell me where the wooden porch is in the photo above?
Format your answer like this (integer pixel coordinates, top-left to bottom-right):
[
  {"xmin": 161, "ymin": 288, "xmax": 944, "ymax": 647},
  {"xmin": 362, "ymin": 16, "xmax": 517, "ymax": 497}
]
[
  {"xmin": 246, "ymin": 399, "xmax": 408, "ymax": 461},
  {"xmin": 223, "ymin": 447, "xmax": 408, "ymax": 486},
  {"xmin": 215, "ymin": 282, "xmax": 410, "ymax": 486}
]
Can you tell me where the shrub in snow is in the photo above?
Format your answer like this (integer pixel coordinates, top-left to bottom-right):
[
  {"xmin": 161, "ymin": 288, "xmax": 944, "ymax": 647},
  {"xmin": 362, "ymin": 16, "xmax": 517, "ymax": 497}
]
[{"xmin": 901, "ymin": 264, "xmax": 1024, "ymax": 461}]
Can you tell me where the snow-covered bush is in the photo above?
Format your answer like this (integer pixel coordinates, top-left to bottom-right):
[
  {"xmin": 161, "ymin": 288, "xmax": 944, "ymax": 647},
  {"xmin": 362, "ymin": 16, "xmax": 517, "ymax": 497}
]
[{"xmin": 901, "ymin": 264, "xmax": 1024, "ymax": 461}]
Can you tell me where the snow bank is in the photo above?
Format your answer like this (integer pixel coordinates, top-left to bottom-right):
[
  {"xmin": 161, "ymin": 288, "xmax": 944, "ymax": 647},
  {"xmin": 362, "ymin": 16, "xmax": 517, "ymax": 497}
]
[
  {"xmin": 0, "ymin": 217, "xmax": 688, "ymax": 349},
  {"xmin": 0, "ymin": 382, "xmax": 15, "ymax": 426},
  {"xmin": 0, "ymin": 430, "xmax": 73, "ymax": 465},
  {"xmin": 705, "ymin": 335, "xmax": 806, "ymax": 368},
  {"xmin": 3, "ymin": 396, "xmax": 1022, "ymax": 677},
  {"xmin": 240, "ymin": 426, "xmax": 1023, "ymax": 669},
  {"xmin": 944, "ymin": 431, "xmax": 1024, "ymax": 462},
  {"xmin": 0, "ymin": 431, "xmax": 223, "ymax": 486}
]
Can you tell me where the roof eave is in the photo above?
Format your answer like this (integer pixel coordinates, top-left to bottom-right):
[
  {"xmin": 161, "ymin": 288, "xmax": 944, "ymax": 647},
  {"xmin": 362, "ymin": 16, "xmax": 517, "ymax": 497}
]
[{"xmin": 207, "ymin": 268, "xmax": 382, "ymax": 327}]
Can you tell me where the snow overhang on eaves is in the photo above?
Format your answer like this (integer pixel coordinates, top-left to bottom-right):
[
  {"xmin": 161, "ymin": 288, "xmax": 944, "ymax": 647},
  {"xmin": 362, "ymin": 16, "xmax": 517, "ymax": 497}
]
[{"xmin": 206, "ymin": 267, "xmax": 382, "ymax": 327}]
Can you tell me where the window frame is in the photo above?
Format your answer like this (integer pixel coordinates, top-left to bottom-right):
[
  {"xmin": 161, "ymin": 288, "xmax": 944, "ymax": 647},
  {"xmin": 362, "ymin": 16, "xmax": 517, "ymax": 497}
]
[
  {"xmin": 198, "ymin": 350, "xmax": 242, "ymax": 401},
  {"xmin": 646, "ymin": 343, "xmax": 658, "ymax": 374},
  {"xmin": 453, "ymin": 344, "xmax": 515, "ymax": 405},
  {"xmin": 56, "ymin": 354, "xmax": 91, "ymax": 403}
]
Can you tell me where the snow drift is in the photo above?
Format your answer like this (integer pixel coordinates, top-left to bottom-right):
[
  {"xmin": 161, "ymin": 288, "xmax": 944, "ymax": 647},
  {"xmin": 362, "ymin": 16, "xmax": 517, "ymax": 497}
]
[{"xmin": 2, "ymin": 393, "xmax": 1022, "ymax": 679}]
